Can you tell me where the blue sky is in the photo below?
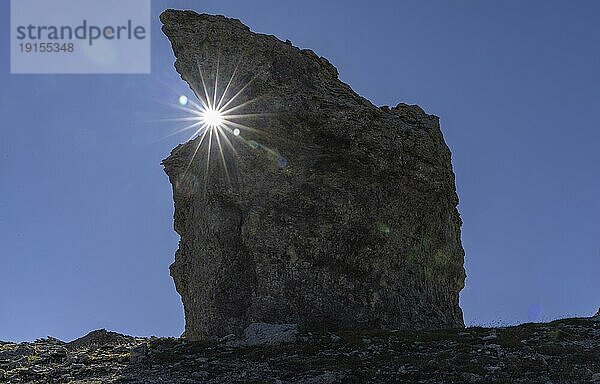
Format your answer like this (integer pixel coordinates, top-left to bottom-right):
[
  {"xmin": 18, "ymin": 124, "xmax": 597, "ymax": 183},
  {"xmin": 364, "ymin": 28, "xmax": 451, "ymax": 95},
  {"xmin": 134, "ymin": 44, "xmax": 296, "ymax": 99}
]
[{"xmin": 1, "ymin": 0, "xmax": 599, "ymax": 342}]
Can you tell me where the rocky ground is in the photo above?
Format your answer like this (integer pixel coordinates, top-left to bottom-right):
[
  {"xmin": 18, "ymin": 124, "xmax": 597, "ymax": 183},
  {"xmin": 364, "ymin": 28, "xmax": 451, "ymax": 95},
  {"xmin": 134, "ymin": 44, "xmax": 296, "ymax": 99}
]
[{"xmin": 1, "ymin": 315, "xmax": 600, "ymax": 383}]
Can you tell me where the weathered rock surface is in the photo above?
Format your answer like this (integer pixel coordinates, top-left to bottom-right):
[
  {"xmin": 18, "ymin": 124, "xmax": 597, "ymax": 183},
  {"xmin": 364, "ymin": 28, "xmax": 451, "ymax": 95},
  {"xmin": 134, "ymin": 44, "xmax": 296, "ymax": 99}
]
[
  {"xmin": 240, "ymin": 323, "xmax": 299, "ymax": 347},
  {"xmin": 2, "ymin": 317, "xmax": 600, "ymax": 383},
  {"xmin": 161, "ymin": 9, "xmax": 465, "ymax": 340}
]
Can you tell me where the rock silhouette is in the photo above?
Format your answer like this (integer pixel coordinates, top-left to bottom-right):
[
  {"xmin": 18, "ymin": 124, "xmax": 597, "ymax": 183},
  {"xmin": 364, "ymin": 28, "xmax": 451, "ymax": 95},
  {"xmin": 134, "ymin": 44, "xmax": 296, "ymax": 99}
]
[{"xmin": 160, "ymin": 9, "xmax": 465, "ymax": 340}]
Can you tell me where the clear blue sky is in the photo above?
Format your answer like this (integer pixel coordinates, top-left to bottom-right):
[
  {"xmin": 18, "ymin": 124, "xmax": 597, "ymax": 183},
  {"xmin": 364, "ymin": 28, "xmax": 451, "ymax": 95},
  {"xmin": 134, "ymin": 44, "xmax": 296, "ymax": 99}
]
[{"xmin": 1, "ymin": 0, "xmax": 599, "ymax": 342}]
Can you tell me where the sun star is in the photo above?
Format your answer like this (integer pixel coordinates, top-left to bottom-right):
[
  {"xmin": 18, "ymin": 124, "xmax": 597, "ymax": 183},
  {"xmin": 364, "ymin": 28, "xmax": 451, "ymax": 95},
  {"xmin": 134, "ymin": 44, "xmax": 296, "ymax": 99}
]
[
  {"xmin": 201, "ymin": 107, "xmax": 224, "ymax": 129},
  {"xmin": 161, "ymin": 56, "xmax": 276, "ymax": 196}
]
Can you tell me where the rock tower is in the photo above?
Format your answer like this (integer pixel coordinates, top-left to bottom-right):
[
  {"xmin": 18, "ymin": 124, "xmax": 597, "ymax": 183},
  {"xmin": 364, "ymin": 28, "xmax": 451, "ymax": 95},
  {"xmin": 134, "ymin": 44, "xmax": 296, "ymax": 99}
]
[{"xmin": 161, "ymin": 10, "xmax": 466, "ymax": 340}]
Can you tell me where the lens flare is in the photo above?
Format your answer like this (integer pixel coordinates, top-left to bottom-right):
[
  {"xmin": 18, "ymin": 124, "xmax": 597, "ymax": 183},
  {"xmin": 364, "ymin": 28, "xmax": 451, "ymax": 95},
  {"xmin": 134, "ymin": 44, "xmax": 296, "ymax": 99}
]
[{"xmin": 178, "ymin": 95, "xmax": 188, "ymax": 106}]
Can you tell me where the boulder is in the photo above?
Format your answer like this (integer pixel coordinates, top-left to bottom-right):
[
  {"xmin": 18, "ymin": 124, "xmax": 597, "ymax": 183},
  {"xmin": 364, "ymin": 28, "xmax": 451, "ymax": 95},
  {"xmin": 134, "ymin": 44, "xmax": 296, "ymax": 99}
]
[
  {"xmin": 66, "ymin": 329, "xmax": 132, "ymax": 350},
  {"xmin": 161, "ymin": 9, "xmax": 466, "ymax": 340},
  {"xmin": 241, "ymin": 323, "xmax": 298, "ymax": 346}
]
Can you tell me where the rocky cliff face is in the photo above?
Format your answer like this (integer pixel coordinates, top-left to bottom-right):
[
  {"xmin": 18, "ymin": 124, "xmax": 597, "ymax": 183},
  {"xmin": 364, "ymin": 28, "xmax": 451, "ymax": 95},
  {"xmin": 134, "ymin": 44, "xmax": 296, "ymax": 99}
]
[{"xmin": 160, "ymin": 9, "xmax": 466, "ymax": 340}]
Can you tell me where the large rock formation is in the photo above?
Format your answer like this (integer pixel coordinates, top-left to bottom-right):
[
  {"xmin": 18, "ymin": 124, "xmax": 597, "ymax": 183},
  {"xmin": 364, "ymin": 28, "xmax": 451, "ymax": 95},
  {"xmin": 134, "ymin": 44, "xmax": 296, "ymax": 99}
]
[{"xmin": 160, "ymin": 9, "xmax": 466, "ymax": 340}]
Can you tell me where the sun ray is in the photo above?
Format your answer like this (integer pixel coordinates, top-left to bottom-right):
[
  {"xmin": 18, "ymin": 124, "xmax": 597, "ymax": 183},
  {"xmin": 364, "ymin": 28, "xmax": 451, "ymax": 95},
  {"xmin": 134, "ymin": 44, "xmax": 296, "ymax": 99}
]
[
  {"xmin": 213, "ymin": 56, "xmax": 219, "ymax": 110},
  {"xmin": 183, "ymin": 124, "xmax": 209, "ymax": 178},
  {"xmin": 217, "ymin": 126, "xmax": 238, "ymax": 156},
  {"xmin": 220, "ymin": 96, "xmax": 265, "ymax": 117},
  {"xmin": 186, "ymin": 98, "xmax": 205, "ymax": 112},
  {"xmin": 184, "ymin": 75, "xmax": 210, "ymax": 111},
  {"xmin": 218, "ymin": 75, "xmax": 257, "ymax": 112},
  {"xmin": 197, "ymin": 59, "xmax": 213, "ymax": 110},
  {"xmin": 145, "ymin": 97, "xmax": 205, "ymax": 117},
  {"xmin": 216, "ymin": 49, "xmax": 248, "ymax": 110},
  {"xmin": 221, "ymin": 112, "xmax": 272, "ymax": 120},
  {"xmin": 154, "ymin": 120, "xmax": 207, "ymax": 144},
  {"xmin": 146, "ymin": 116, "xmax": 205, "ymax": 123},
  {"xmin": 168, "ymin": 120, "xmax": 205, "ymax": 138},
  {"xmin": 216, "ymin": 61, "xmax": 239, "ymax": 110},
  {"xmin": 202, "ymin": 128, "xmax": 214, "ymax": 197},
  {"xmin": 222, "ymin": 119, "xmax": 262, "ymax": 135},
  {"xmin": 214, "ymin": 128, "xmax": 231, "ymax": 185}
]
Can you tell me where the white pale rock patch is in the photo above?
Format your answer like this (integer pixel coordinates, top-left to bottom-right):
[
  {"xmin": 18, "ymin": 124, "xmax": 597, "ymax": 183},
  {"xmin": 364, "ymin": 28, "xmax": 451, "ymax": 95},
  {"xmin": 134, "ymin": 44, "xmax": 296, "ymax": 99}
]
[{"xmin": 242, "ymin": 323, "xmax": 299, "ymax": 346}]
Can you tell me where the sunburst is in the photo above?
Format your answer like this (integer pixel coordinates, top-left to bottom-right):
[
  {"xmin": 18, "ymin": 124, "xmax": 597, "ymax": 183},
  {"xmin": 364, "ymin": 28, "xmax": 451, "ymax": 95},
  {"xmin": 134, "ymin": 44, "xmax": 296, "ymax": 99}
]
[{"xmin": 167, "ymin": 55, "xmax": 267, "ymax": 192}]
